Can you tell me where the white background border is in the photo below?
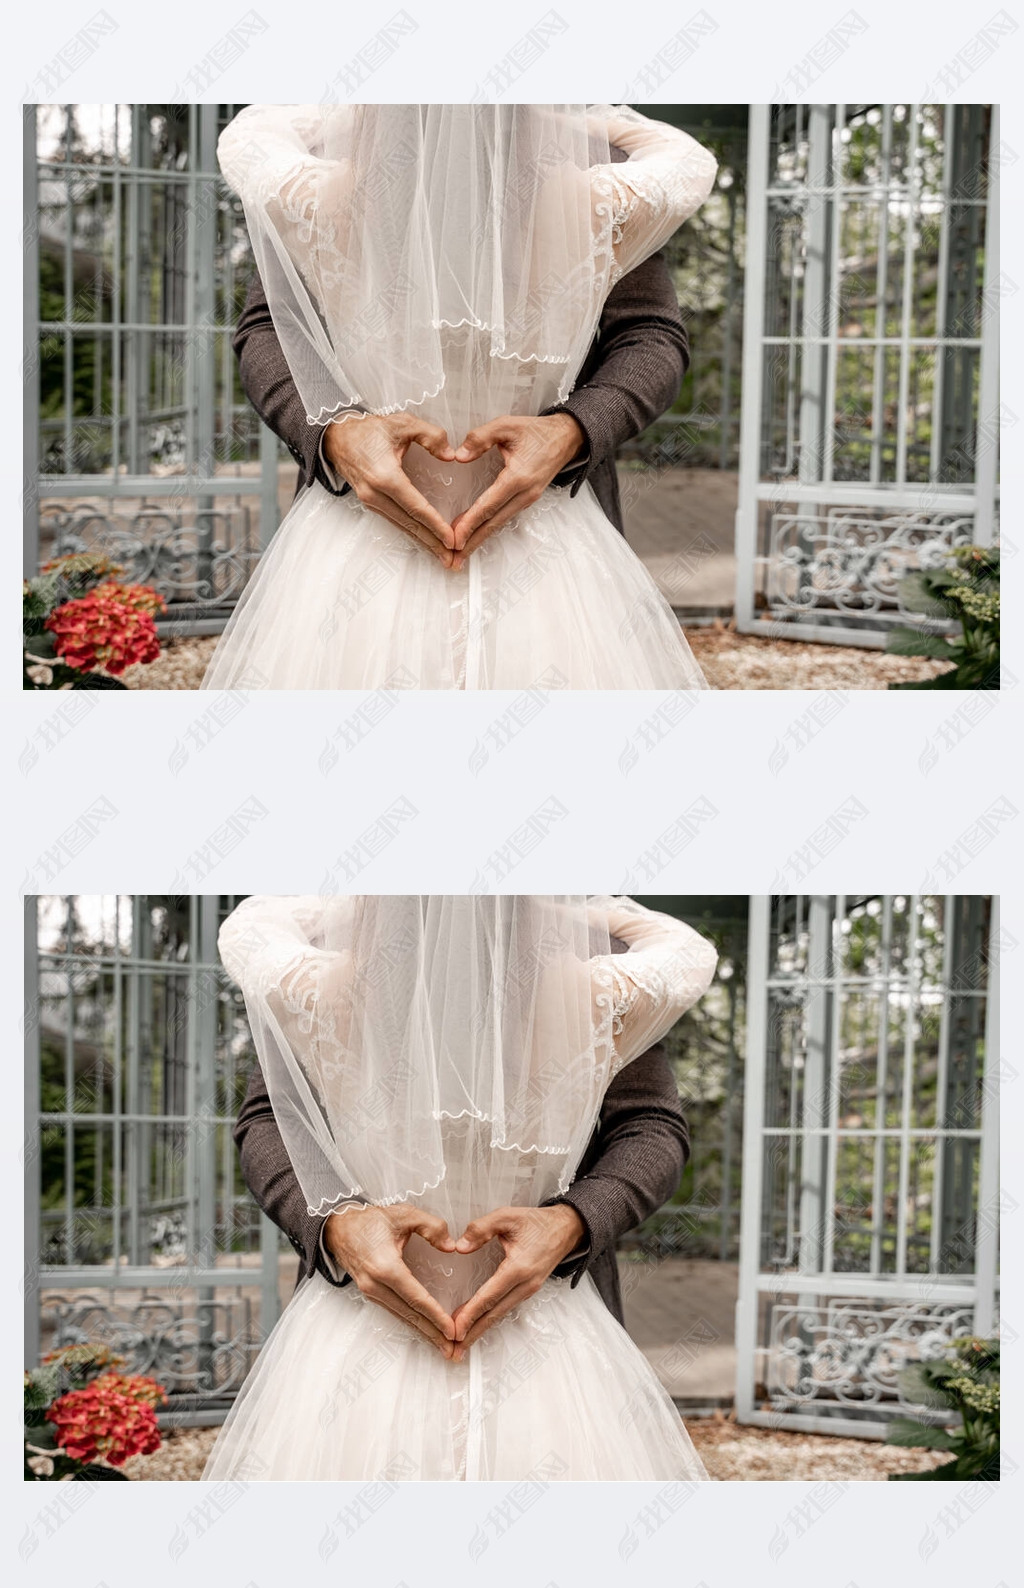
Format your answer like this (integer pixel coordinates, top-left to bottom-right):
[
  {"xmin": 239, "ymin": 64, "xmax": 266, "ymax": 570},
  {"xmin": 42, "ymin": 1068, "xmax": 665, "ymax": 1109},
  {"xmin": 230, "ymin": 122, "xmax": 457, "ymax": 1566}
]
[{"xmin": 5, "ymin": 4, "xmax": 1020, "ymax": 1583}]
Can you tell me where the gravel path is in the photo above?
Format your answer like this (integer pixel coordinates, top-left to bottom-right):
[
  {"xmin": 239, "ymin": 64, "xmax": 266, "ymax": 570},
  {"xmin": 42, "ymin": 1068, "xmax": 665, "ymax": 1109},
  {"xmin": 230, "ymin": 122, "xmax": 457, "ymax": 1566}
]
[
  {"xmin": 122, "ymin": 1416, "xmax": 948, "ymax": 1482},
  {"xmin": 122, "ymin": 638, "xmax": 217, "ymax": 691},
  {"xmin": 685, "ymin": 627, "xmax": 948, "ymax": 690},
  {"xmin": 124, "ymin": 629, "xmax": 949, "ymax": 692},
  {"xmin": 687, "ymin": 1415, "xmax": 949, "ymax": 1480}
]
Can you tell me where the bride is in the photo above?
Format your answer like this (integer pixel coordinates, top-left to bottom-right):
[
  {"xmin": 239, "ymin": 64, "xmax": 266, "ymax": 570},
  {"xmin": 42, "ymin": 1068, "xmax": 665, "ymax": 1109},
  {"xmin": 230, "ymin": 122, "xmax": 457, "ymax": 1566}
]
[
  {"xmin": 204, "ymin": 894, "xmax": 718, "ymax": 1481},
  {"xmin": 202, "ymin": 104, "xmax": 718, "ymax": 690}
]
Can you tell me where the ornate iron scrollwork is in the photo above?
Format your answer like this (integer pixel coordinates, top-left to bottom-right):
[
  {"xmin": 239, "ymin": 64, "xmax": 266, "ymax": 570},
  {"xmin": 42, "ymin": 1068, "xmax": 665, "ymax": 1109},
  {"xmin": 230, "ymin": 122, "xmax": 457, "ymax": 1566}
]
[
  {"xmin": 766, "ymin": 508, "xmax": 977, "ymax": 616},
  {"xmin": 767, "ymin": 1300, "xmax": 978, "ymax": 1408},
  {"xmin": 41, "ymin": 1290, "xmax": 265, "ymax": 1407},
  {"xmin": 39, "ymin": 503, "xmax": 262, "ymax": 610}
]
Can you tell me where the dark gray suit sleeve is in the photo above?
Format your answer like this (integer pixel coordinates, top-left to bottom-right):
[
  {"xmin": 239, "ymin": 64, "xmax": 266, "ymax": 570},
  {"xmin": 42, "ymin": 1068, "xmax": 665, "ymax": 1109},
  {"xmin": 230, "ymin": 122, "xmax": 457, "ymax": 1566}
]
[
  {"xmin": 235, "ymin": 923, "xmax": 689, "ymax": 1289},
  {"xmin": 234, "ymin": 215, "xmax": 687, "ymax": 496},
  {"xmin": 234, "ymin": 1058, "xmax": 350, "ymax": 1288},
  {"xmin": 232, "ymin": 270, "xmax": 349, "ymax": 499},
  {"xmin": 540, "ymin": 248, "xmax": 690, "ymax": 495},
  {"xmin": 235, "ymin": 1036, "xmax": 687, "ymax": 1293},
  {"xmin": 542, "ymin": 1042, "xmax": 690, "ymax": 1285}
]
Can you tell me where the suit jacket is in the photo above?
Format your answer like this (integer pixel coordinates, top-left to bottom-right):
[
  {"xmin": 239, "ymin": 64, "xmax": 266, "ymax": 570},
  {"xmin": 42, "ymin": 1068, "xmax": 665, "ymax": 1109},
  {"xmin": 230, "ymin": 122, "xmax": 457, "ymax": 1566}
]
[
  {"xmin": 233, "ymin": 933, "xmax": 690, "ymax": 1325},
  {"xmin": 231, "ymin": 147, "xmax": 690, "ymax": 536}
]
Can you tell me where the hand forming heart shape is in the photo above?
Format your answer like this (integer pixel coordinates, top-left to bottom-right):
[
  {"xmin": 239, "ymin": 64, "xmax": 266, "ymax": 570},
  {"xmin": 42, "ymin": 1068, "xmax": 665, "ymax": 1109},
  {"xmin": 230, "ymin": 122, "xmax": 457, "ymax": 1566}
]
[
  {"xmin": 321, "ymin": 410, "xmax": 585, "ymax": 571},
  {"xmin": 323, "ymin": 1201, "xmax": 586, "ymax": 1362}
]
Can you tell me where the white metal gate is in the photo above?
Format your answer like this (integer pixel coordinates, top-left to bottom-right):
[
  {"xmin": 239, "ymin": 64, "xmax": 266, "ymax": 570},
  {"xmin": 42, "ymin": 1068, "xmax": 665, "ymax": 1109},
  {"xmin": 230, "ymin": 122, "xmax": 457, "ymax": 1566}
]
[
  {"xmin": 735, "ymin": 104, "xmax": 1000, "ymax": 646},
  {"xmin": 736, "ymin": 894, "xmax": 999, "ymax": 1436},
  {"xmin": 25, "ymin": 895, "xmax": 282, "ymax": 1422},
  {"xmin": 24, "ymin": 104, "xmax": 280, "ymax": 633}
]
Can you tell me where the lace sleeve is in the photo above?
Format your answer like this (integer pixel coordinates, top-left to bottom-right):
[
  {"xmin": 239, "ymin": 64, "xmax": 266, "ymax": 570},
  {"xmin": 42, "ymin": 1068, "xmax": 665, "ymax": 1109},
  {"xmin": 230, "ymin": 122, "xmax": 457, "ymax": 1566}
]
[
  {"xmin": 217, "ymin": 106, "xmax": 361, "ymax": 424},
  {"xmin": 589, "ymin": 104, "xmax": 718, "ymax": 284},
  {"xmin": 219, "ymin": 107, "xmax": 357, "ymax": 286},
  {"xmin": 219, "ymin": 893, "xmax": 328, "ymax": 988},
  {"xmin": 218, "ymin": 895, "xmax": 356, "ymax": 1097},
  {"xmin": 588, "ymin": 896, "xmax": 717, "ymax": 1075},
  {"xmin": 218, "ymin": 895, "xmax": 362, "ymax": 1213}
]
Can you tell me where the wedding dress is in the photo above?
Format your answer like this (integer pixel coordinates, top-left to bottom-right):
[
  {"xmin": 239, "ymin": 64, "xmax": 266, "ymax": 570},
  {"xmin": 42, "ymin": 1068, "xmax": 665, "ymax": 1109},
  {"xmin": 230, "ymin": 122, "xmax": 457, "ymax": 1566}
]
[
  {"xmin": 203, "ymin": 895, "xmax": 718, "ymax": 1480},
  {"xmin": 201, "ymin": 105, "xmax": 718, "ymax": 690}
]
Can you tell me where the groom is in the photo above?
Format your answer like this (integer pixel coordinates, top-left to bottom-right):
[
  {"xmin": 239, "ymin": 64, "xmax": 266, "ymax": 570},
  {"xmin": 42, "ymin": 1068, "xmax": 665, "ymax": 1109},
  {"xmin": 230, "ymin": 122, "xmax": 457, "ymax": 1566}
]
[
  {"xmin": 232, "ymin": 145, "xmax": 690, "ymax": 557},
  {"xmin": 235, "ymin": 931, "xmax": 690, "ymax": 1359}
]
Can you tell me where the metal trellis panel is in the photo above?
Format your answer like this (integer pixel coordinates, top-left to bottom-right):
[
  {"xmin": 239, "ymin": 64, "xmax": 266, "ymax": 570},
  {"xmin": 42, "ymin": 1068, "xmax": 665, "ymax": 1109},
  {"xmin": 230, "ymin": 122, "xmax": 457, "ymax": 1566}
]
[
  {"xmin": 736, "ymin": 894, "xmax": 998, "ymax": 1436},
  {"xmin": 735, "ymin": 104, "xmax": 1000, "ymax": 646},
  {"xmin": 25, "ymin": 105, "xmax": 280, "ymax": 633},
  {"xmin": 26, "ymin": 895, "xmax": 282, "ymax": 1422}
]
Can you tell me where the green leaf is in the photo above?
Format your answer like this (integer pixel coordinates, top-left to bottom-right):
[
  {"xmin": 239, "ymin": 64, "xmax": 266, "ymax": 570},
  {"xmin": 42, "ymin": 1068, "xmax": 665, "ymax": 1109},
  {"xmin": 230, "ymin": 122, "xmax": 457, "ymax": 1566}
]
[
  {"xmin": 886, "ymin": 1417, "xmax": 955, "ymax": 1451},
  {"xmin": 24, "ymin": 1364, "xmax": 61, "ymax": 1410},
  {"xmin": 25, "ymin": 1450, "xmax": 84, "ymax": 1481},
  {"xmin": 897, "ymin": 571, "xmax": 956, "ymax": 617},
  {"xmin": 896, "ymin": 1362, "xmax": 953, "ymax": 1408},
  {"xmin": 24, "ymin": 659, "xmax": 83, "ymax": 690},
  {"xmin": 23, "ymin": 571, "xmax": 62, "ymax": 620},
  {"xmin": 888, "ymin": 670, "xmax": 962, "ymax": 690},
  {"xmin": 71, "ymin": 1461, "xmax": 129, "ymax": 1480},
  {"xmin": 886, "ymin": 627, "xmax": 955, "ymax": 661}
]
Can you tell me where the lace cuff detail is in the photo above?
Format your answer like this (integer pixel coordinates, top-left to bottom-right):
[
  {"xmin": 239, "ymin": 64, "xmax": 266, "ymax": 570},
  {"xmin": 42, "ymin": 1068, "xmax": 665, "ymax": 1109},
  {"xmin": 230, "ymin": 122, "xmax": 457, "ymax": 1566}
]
[
  {"xmin": 589, "ymin": 106, "xmax": 718, "ymax": 284},
  {"xmin": 588, "ymin": 897, "xmax": 718, "ymax": 1074}
]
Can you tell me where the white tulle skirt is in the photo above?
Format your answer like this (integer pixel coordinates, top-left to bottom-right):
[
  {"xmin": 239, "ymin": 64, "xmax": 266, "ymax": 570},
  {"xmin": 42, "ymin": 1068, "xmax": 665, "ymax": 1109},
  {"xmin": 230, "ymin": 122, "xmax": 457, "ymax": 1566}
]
[
  {"xmin": 200, "ymin": 480, "xmax": 707, "ymax": 691},
  {"xmin": 202, "ymin": 1270, "xmax": 709, "ymax": 1481}
]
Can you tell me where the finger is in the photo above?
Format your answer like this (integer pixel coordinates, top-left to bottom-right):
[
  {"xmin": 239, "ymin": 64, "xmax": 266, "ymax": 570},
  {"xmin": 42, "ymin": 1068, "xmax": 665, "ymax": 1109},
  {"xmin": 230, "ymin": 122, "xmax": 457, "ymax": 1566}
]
[
  {"xmin": 404, "ymin": 1211, "xmax": 457, "ymax": 1252},
  {"xmin": 362, "ymin": 494, "xmax": 455, "ymax": 566},
  {"xmin": 364, "ymin": 1284, "xmax": 456, "ymax": 1356},
  {"xmin": 450, "ymin": 468, "xmax": 523, "ymax": 548},
  {"xmin": 377, "ymin": 1261, "xmax": 457, "ymax": 1340},
  {"xmin": 407, "ymin": 421, "xmax": 456, "ymax": 462},
  {"xmin": 458, "ymin": 489, "xmax": 539, "ymax": 556},
  {"xmin": 454, "ymin": 421, "xmax": 510, "ymax": 463},
  {"xmin": 382, "ymin": 516, "xmax": 454, "ymax": 567},
  {"xmin": 366, "ymin": 475, "xmax": 455, "ymax": 551},
  {"xmin": 456, "ymin": 1279, "xmax": 537, "ymax": 1350},
  {"xmin": 454, "ymin": 1209, "xmax": 513, "ymax": 1253},
  {"xmin": 451, "ymin": 1257, "xmax": 522, "ymax": 1339},
  {"xmin": 365, "ymin": 1273, "xmax": 455, "ymax": 1345}
]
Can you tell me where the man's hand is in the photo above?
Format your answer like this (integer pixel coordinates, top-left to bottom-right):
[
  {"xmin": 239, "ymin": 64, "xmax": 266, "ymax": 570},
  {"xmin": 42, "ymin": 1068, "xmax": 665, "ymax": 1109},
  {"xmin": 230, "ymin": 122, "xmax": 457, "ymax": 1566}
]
[
  {"xmin": 323, "ymin": 413, "xmax": 458, "ymax": 565},
  {"xmin": 323, "ymin": 1202, "xmax": 458, "ymax": 1356},
  {"xmin": 449, "ymin": 1203, "xmax": 586, "ymax": 1359},
  {"xmin": 449, "ymin": 413, "xmax": 586, "ymax": 557}
]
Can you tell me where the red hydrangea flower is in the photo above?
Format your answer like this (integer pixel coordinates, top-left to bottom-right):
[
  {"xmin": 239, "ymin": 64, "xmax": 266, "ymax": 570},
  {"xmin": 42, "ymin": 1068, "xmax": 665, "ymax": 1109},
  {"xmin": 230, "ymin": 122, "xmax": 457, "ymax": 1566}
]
[
  {"xmin": 47, "ymin": 1372, "xmax": 167, "ymax": 1466},
  {"xmin": 44, "ymin": 582, "xmax": 166, "ymax": 676}
]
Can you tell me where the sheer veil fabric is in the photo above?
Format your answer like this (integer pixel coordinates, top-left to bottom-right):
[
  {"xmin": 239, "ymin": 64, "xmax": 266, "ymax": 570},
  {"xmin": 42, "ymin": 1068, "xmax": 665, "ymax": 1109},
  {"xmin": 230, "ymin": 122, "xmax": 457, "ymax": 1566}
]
[
  {"xmin": 215, "ymin": 105, "xmax": 618, "ymax": 441},
  {"xmin": 202, "ymin": 104, "xmax": 719, "ymax": 690},
  {"xmin": 205, "ymin": 896, "xmax": 718, "ymax": 1481}
]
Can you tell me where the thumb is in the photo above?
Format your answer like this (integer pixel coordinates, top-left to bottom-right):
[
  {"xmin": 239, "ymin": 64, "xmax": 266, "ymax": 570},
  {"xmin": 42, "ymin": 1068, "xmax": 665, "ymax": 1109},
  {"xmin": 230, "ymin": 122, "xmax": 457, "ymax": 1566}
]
[
  {"xmin": 454, "ymin": 421, "xmax": 509, "ymax": 462},
  {"xmin": 455, "ymin": 1209, "xmax": 512, "ymax": 1252}
]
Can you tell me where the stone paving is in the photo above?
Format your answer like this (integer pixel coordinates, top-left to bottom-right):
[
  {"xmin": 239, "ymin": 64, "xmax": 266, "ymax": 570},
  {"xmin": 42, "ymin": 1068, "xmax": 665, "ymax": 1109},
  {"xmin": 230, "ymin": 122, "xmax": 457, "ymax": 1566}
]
[
  {"xmin": 620, "ymin": 463, "xmax": 737, "ymax": 608},
  {"xmin": 618, "ymin": 1254, "xmax": 738, "ymax": 1401}
]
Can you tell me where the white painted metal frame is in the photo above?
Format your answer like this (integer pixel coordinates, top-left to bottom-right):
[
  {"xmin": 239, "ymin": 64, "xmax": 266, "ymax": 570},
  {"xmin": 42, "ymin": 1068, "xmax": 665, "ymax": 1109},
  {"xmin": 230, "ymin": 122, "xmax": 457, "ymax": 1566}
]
[
  {"xmin": 736, "ymin": 894, "xmax": 999, "ymax": 1436},
  {"xmin": 735, "ymin": 105, "xmax": 1000, "ymax": 647},
  {"xmin": 24, "ymin": 105, "xmax": 280, "ymax": 632},
  {"xmin": 24, "ymin": 895, "xmax": 281, "ymax": 1405}
]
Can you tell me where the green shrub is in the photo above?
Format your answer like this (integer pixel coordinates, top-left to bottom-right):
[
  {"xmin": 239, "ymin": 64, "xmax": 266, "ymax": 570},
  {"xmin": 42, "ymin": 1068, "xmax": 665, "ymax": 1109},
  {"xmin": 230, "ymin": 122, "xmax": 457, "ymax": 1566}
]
[
  {"xmin": 886, "ymin": 545, "xmax": 999, "ymax": 690},
  {"xmin": 887, "ymin": 1335, "xmax": 999, "ymax": 1479}
]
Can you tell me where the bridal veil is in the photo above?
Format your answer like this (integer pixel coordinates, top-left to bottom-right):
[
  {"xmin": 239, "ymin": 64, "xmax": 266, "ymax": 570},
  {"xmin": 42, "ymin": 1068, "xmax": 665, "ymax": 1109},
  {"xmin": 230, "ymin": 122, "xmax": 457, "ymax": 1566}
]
[
  {"xmin": 217, "ymin": 104, "xmax": 718, "ymax": 443},
  {"xmin": 218, "ymin": 895, "xmax": 718, "ymax": 1231}
]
